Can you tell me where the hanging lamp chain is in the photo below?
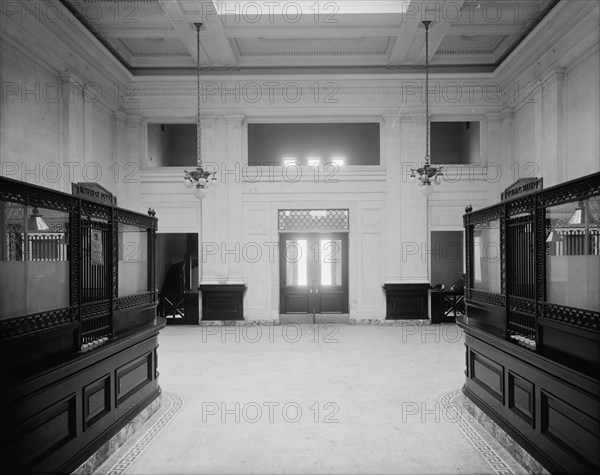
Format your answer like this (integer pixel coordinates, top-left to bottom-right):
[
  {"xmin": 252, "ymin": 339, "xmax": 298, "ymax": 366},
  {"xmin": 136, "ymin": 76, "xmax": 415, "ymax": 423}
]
[
  {"xmin": 424, "ymin": 20, "xmax": 430, "ymax": 165},
  {"xmin": 196, "ymin": 22, "xmax": 202, "ymax": 169}
]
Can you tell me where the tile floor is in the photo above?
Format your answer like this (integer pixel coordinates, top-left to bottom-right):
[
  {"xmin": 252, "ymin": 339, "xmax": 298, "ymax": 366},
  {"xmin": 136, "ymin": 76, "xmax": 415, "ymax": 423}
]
[{"xmin": 93, "ymin": 323, "xmax": 528, "ymax": 475}]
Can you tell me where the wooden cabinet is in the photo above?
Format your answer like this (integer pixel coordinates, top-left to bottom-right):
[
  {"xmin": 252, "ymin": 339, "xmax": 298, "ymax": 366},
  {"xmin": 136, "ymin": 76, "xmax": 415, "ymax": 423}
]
[
  {"xmin": 383, "ymin": 283, "xmax": 429, "ymax": 319},
  {"xmin": 460, "ymin": 172, "xmax": 600, "ymax": 473},
  {"xmin": 199, "ymin": 284, "xmax": 246, "ymax": 320},
  {"xmin": 0, "ymin": 177, "xmax": 164, "ymax": 474}
]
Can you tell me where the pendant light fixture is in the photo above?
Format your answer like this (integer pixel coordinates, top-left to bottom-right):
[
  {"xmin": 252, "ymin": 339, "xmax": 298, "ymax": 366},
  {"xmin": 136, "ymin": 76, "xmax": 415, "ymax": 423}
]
[{"xmin": 183, "ymin": 23, "xmax": 217, "ymax": 199}]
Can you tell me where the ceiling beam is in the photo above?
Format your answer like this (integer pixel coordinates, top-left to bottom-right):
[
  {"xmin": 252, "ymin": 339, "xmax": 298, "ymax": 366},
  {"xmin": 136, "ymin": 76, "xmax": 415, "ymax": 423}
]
[
  {"xmin": 216, "ymin": 23, "xmax": 522, "ymax": 38},
  {"xmin": 156, "ymin": 0, "xmax": 238, "ymax": 68},
  {"xmin": 199, "ymin": 1, "xmax": 239, "ymax": 67}
]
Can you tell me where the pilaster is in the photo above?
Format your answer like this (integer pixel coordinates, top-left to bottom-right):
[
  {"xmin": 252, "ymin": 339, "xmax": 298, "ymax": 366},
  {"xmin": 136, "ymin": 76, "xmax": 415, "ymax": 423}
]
[
  {"xmin": 383, "ymin": 114, "xmax": 402, "ymax": 283},
  {"xmin": 59, "ymin": 72, "xmax": 85, "ymax": 191},
  {"xmin": 199, "ymin": 117, "xmax": 219, "ymax": 283},
  {"xmin": 225, "ymin": 115, "xmax": 245, "ymax": 284},
  {"xmin": 123, "ymin": 115, "xmax": 143, "ymax": 211},
  {"xmin": 485, "ymin": 112, "xmax": 503, "ymax": 201},
  {"xmin": 500, "ymin": 107, "xmax": 515, "ymax": 191},
  {"xmin": 541, "ymin": 68, "xmax": 567, "ymax": 187},
  {"xmin": 398, "ymin": 114, "xmax": 429, "ymax": 283},
  {"xmin": 112, "ymin": 111, "xmax": 128, "ymax": 200}
]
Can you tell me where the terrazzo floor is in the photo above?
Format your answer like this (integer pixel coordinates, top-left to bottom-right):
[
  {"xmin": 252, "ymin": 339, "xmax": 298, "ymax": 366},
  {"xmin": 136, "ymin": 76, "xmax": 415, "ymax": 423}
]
[{"xmin": 92, "ymin": 323, "xmax": 528, "ymax": 475}]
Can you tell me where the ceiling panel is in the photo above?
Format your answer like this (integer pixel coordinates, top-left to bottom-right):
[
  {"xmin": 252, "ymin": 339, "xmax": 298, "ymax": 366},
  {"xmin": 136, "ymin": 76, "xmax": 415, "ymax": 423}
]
[
  {"xmin": 59, "ymin": 0, "xmax": 560, "ymax": 73},
  {"xmin": 235, "ymin": 36, "xmax": 390, "ymax": 55}
]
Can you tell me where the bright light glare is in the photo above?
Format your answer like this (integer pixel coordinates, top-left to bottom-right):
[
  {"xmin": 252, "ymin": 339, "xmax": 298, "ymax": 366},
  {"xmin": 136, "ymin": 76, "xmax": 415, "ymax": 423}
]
[{"xmin": 308, "ymin": 157, "xmax": 320, "ymax": 167}]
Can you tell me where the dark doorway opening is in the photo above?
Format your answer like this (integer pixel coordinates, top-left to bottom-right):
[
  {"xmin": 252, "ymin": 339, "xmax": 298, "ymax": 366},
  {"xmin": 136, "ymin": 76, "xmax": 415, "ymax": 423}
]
[
  {"xmin": 157, "ymin": 233, "xmax": 199, "ymax": 324},
  {"xmin": 430, "ymin": 231, "xmax": 464, "ymax": 289}
]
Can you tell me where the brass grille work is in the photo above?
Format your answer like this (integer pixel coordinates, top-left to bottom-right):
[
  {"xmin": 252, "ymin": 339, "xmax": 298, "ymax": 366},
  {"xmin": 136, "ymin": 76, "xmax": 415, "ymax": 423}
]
[{"xmin": 278, "ymin": 209, "xmax": 349, "ymax": 231}]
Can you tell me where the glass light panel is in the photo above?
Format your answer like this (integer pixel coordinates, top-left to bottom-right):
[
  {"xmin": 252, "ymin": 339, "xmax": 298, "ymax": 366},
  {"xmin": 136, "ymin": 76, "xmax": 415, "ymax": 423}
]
[
  {"xmin": 118, "ymin": 222, "xmax": 149, "ymax": 297},
  {"xmin": 545, "ymin": 197, "xmax": 600, "ymax": 311},
  {"xmin": 285, "ymin": 239, "xmax": 307, "ymax": 286},
  {"xmin": 472, "ymin": 219, "xmax": 501, "ymax": 293},
  {"xmin": 320, "ymin": 239, "xmax": 342, "ymax": 286},
  {"xmin": 0, "ymin": 203, "xmax": 69, "ymax": 319}
]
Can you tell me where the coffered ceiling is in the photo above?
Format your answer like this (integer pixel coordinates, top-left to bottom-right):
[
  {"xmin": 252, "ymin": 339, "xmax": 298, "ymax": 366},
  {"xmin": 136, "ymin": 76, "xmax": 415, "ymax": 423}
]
[{"xmin": 60, "ymin": 0, "xmax": 559, "ymax": 74}]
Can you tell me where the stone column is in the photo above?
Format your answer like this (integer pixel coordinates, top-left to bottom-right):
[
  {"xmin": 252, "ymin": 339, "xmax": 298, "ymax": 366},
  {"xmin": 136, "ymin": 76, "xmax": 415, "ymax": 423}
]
[
  {"xmin": 484, "ymin": 112, "xmax": 503, "ymax": 202},
  {"xmin": 541, "ymin": 68, "xmax": 566, "ymax": 187},
  {"xmin": 198, "ymin": 115, "xmax": 246, "ymax": 320},
  {"xmin": 533, "ymin": 80, "xmax": 544, "ymax": 179},
  {"xmin": 225, "ymin": 115, "xmax": 245, "ymax": 283},
  {"xmin": 123, "ymin": 115, "xmax": 143, "ymax": 211},
  {"xmin": 499, "ymin": 107, "xmax": 514, "ymax": 191},
  {"xmin": 398, "ymin": 114, "xmax": 429, "ymax": 283},
  {"xmin": 383, "ymin": 113, "xmax": 402, "ymax": 284},
  {"xmin": 112, "ymin": 111, "xmax": 127, "ymax": 200},
  {"xmin": 199, "ymin": 117, "xmax": 219, "ymax": 284},
  {"xmin": 59, "ymin": 72, "xmax": 85, "ymax": 191}
]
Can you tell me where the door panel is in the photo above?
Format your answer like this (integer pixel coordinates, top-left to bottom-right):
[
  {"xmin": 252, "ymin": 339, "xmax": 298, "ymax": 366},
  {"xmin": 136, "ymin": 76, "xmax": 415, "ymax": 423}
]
[{"xmin": 280, "ymin": 233, "xmax": 348, "ymax": 318}]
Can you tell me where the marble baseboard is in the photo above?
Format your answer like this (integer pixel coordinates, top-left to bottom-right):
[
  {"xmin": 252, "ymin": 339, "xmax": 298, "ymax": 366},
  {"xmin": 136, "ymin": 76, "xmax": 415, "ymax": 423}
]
[
  {"xmin": 72, "ymin": 393, "xmax": 162, "ymax": 475},
  {"xmin": 458, "ymin": 390, "xmax": 550, "ymax": 475},
  {"xmin": 350, "ymin": 318, "xmax": 432, "ymax": 325},
  {"xmin": 90, "ymin": 392, "xmax": 184, "ymax": 475},
  {"xmin": 199, "ymin": 318, "xmax": 438, "ymax": 326},
  {"xmin": 199, "ymin": 319, "xmax": 277, "ymax": 326}
]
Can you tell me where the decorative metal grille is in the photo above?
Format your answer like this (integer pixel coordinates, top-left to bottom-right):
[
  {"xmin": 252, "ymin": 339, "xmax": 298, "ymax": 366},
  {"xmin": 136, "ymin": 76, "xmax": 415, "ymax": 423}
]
[
  {"xmin": 463, "ymin": 172, "xmax": 600, "ymax": 354},
  {"xmin": 507, "ymin": 296, "xmax": 537, "ymax": 342},
  {"xmin": 465, "ymin": 288, "xmax": 505, "ymax": 307},
  {"xmin": 506, "ymin": 214, "xmax": 535, "ymax": 299},
  {"xmin": 542, "ymin": 303, "xmax": 599, "ymax": 331},
  {"xmin": 0, "ymin": 176, "xmax": 159, "ymax": 344},
  {"xmin": 278, "ymin": 209, "xmax": 349, "ymax": 231},
  {"xmin": 539, "ymin": 173, "xmax": 600, "ymax": 208},
  {"xmin": 464, "ymin": 204, "xmax": 503, "ymax": 226},
  {"xmin": 81, "ymin": 217, "xmax": 111, "ymax": 303}
]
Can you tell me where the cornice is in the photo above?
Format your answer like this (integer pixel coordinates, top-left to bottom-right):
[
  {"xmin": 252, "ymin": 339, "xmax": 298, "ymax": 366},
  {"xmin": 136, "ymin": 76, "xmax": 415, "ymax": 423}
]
[
  {"xmin": 3, "ymin": 1, "xmax": 131, "ymax": 113},
  {"xmin": 224, "ymin": 114, "xmax": 246, "ymax": 122},
  {"xmin": 496, "ymin": 0, "xmax": 599, "ymax": 106},
  {"xmin": 113, "ymin": 110, "xmax": 128, "ymax": 122},
  {"xmin": 134, "ymin": 52, "xmax": 192, "ymax": 58},
  {"xmin": 23, "ymin": 1, "xmax": 131, "ymax": 85},
  {"xmin": 541, "ymin": 67, "xmax": 566, "ymax": 90},
  {"xmin": 437, "ymin": 49, "xmax": 494, "ymax": 56},
  {"xmin": 134, "ymin": 82, "xmax": 503, "ymax": 100},
  {"xmin": 125, "ymin": 114, "xmax": 144, "ymax": 126},
  {"xmin": 496, "ymin": 0, "xmax": 597, "ymax": 78}
]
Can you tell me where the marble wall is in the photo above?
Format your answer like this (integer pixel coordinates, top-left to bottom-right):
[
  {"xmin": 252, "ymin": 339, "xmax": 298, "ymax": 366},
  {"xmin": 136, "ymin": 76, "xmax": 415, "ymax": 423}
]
[{"xmin": 2, "ymin": 0, "xmax": 598, "ymax": 321}]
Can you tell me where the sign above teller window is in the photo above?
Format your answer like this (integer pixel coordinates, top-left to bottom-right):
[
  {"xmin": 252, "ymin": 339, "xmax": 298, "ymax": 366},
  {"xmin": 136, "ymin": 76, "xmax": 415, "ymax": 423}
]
[
  {"xmin": 72, "ymin": 182, "xmax": 117, "ymax": 207},
  {"xmin": 501, "ymin": 177, "xmax": 543, "ymax": 201}
]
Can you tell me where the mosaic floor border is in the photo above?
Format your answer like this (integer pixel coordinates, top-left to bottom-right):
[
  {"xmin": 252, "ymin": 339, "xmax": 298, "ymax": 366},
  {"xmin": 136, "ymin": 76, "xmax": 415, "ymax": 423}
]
[
  {"xmin": 94, "ymin": 392, "xmax": 184, "ymax": 475},
  {"xmin": 439, "ymin": 389, "xmax": 526, "ymax": 475}
]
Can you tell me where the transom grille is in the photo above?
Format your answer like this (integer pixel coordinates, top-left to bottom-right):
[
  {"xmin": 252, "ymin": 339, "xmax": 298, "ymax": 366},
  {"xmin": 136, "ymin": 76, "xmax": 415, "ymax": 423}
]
[{"xmin": 278, "ymin": 209, "xmax": 349, "ymax": 231}]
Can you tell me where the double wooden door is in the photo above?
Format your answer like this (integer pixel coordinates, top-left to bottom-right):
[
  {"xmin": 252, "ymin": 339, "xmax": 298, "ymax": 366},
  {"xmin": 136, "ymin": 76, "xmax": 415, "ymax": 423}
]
[{"xmin": 279, "ymin": 233, "xmax": 348, "ymax": 318}]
